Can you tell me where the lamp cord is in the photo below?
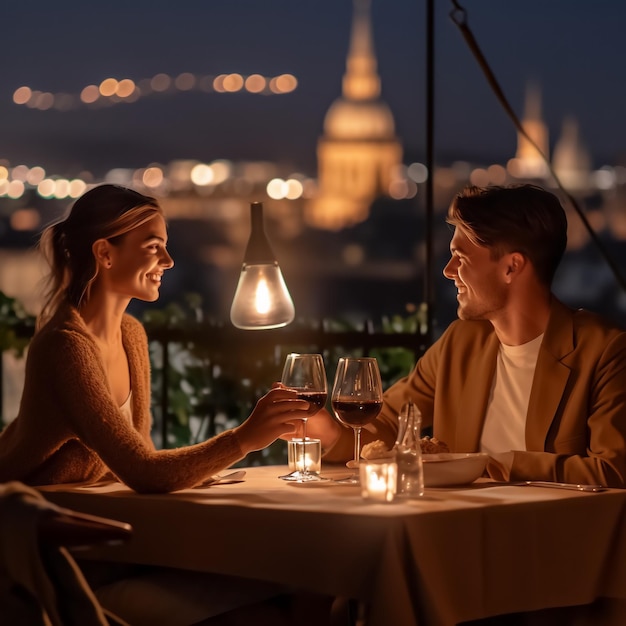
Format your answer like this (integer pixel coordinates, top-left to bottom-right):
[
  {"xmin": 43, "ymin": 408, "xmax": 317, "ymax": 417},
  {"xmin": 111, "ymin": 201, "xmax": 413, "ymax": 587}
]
[{"xmin": 449, "ymin": 0, "xmax": 626, "ymax": 293}]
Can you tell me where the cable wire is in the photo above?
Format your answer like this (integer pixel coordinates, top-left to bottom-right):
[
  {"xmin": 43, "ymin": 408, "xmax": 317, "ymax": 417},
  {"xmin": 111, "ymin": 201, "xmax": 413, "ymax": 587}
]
[{"xmin": 449, "ymin": 0, "xmax": 626, "ymax": 293}]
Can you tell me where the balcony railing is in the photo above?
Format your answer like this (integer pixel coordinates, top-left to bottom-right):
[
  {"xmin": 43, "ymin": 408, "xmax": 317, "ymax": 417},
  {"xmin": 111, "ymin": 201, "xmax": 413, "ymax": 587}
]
[
  {"xmin": 145, "ymin": 321, "xmax": 428, "ymax": 451},
  {"xmin": 1, "ymin": 319, "xmax": 428, "ymax": 459}
]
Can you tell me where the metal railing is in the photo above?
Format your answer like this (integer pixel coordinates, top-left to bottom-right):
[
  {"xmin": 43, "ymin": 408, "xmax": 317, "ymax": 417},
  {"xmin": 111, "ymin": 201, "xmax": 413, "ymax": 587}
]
[
  {"xmin": 1, "ymin": 321, "xmax": 428, "ymax": 449},
  {"xmin": 145, "ymin": 321, "xmax": 428, "ymax": 448}
]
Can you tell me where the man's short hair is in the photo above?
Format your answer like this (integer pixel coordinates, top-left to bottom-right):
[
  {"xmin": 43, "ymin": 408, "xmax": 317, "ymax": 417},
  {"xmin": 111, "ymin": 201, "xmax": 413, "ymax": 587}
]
[{"xmin": 446, "ymin": 184, "xmax": 568, "ymax": 286}]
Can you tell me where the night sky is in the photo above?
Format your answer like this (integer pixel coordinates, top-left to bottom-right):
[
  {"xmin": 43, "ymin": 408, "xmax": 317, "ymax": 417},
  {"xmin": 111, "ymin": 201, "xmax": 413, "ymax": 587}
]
[{"xmin": 2, "ymin": 0, "xmax": 626, "ymax": 177}]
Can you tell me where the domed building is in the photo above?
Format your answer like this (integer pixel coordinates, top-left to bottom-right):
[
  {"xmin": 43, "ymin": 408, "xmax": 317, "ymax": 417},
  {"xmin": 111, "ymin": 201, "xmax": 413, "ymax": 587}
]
[{"xmin": 306, "ymin": 0, "xmax": 403, "ymax": 231}]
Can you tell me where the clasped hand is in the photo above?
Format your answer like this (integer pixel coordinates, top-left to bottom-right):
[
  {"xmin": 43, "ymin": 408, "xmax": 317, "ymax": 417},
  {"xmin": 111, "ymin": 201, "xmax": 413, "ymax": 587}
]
[{"xmin": 235, "ymin": 387, "xmax": 309, "ymax": 453}]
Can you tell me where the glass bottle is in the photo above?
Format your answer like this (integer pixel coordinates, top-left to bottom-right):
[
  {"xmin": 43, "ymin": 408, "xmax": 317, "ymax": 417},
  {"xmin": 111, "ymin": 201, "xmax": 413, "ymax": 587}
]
[{"xmin": 394, "ymin": 399, "xmax": 425, "ymax": 498}]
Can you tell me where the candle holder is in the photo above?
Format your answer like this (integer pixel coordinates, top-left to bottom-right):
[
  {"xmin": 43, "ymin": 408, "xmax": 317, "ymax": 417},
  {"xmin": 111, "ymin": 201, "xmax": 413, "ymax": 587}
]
[
  {"xmin": 287, "ymin": 438, "xmax": 322, "ymax": 476},
  {"xmin": 360, "ymin": 460, "xmax": 398, "ymax": 503}
]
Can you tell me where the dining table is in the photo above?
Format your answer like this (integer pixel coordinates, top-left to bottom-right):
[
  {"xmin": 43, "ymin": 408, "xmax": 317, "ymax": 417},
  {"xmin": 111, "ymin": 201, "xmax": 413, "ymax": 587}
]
[{"xmin": 39, "ymin": 465, "xmax": 626, "ymax": 626}]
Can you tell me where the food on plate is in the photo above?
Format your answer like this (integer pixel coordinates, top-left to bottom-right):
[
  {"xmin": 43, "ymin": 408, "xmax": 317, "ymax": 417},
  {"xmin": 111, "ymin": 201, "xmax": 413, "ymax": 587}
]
[
  {"xmin": 419, "ymin": 436, "xmax": 450, "ymax": 454},
  {"xmin": 361, "ymin": 439, "xmax": 394, "ymax": 460},
  {"xmin": 361, "ymin": 436, "xmax": 450, "ymax": 460}
]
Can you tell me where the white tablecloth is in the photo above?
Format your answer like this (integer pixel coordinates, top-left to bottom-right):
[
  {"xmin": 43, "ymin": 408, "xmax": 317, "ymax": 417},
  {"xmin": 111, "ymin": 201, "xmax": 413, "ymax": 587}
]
[{"xmin": 39, "ymin": 466, "xmax": 626, "ymax": 626}]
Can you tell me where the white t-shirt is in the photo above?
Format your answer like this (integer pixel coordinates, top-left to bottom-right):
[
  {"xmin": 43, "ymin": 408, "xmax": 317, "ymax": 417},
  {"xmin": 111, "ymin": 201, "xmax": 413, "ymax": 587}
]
[{"xmin": 480, "ymin": 334, "xmax": 543, "ymax": 456}]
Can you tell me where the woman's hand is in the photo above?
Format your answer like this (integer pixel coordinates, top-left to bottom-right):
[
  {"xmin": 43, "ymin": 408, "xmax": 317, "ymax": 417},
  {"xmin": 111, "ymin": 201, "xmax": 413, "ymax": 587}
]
[
  {"xmin": 235, "ymin": 387, "xmax": 308, "ymax": 454},
  {"xmin": 270, "ymin": 382, "xmax": 343, "ymax": 451}
]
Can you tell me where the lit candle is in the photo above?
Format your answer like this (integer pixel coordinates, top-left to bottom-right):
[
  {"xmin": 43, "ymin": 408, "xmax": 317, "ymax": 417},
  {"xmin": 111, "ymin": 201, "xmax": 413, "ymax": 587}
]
[
  {"xmin": 360, "ymin": 461, "xmax": 397, "ymax": 503},
  {"xmin": 287, "ymin": 438, "xmax": 322, "ymax": 475},
  {"xmin": 296, "ymin": 453, "xmax": 314, "ymax": 472}
]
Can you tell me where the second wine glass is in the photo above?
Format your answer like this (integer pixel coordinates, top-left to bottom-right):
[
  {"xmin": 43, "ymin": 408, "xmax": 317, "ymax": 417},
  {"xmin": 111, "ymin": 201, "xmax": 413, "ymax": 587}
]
[
  {"xmin": 331, "ymin": 357, "xmax": 383, "ymax": 482},
  {"xmin": 280, "ymin": 353, "xmax": 328, "ymax": 482}
]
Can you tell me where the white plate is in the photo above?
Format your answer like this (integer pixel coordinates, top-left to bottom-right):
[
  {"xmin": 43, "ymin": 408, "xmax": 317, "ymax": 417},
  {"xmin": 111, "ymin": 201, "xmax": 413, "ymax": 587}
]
[{"xmin": 422, "ymin": 452, "xmax": 488, "ymax": 487}]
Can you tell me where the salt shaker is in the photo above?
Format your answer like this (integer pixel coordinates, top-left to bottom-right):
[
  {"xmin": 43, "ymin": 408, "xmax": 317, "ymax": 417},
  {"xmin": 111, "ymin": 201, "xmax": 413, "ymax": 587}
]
[{"xmin": 394, "ymin": 399, "xmax": 424, "ymax": 498}]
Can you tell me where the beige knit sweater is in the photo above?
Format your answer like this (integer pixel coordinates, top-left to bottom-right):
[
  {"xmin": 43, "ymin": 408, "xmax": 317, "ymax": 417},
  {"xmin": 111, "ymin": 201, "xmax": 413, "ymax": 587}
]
[{"xmin": 0, "ymin": 304, "xmax": 244, "ymax": 493}]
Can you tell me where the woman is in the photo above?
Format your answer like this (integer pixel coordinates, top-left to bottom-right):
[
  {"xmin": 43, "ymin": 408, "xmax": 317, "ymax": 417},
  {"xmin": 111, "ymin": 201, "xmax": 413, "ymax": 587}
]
[
  {"xmin": 0, "ymin": 184, "xmax": 335, "ymax": 626},
  {"xmin": 0, "ymin": 183, "xmax": 305, "ymax": 493}
]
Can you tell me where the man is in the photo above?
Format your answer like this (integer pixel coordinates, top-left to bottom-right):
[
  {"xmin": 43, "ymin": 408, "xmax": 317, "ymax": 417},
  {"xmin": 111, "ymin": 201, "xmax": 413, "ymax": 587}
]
[{"xmin": 310, "ymin": 184, "xmax": 626, "ymax": 488}]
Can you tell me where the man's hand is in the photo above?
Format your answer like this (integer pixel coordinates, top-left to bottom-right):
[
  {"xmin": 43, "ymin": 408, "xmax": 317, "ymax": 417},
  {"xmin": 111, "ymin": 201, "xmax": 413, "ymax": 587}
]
[{"xmin": 303, "ymin": 408, "xmax": 343, "ymax": 450}]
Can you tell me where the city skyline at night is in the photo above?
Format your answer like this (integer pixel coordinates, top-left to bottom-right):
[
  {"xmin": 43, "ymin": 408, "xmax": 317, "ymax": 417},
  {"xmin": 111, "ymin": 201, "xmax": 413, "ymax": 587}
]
[
  {"xmin": 2, "ymin": 1, "xmax": 626, "ymax": 177},
  {"xmin": 1, "ymin": 0, "xmax": 626, "ymax": 336}
]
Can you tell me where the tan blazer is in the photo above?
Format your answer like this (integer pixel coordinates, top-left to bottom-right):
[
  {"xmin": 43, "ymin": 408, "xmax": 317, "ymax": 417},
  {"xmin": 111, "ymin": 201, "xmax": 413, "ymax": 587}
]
[{"xmin": 326, "ymin": 298, "xmax": 626, "ymax": 487}]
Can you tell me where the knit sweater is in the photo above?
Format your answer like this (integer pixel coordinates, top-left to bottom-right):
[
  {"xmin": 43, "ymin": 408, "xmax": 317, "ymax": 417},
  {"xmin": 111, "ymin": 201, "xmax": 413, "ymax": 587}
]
[{"xmin": 0, "ymin": 305, "xmax": 244, "ymax": 493}]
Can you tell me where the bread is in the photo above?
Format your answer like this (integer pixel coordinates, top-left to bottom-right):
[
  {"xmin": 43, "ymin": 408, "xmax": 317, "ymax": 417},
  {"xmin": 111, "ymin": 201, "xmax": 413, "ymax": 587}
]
[
  {"xmin": 361, "ymin": 440, "xmax": 393, "ymax": 460},
  {"xmin": 419, "ymin": 436, "xmax": 450, "ymax": 454},
  {"xmin": 361, "ymin": 436, "xmax": 450, "ymax": 459}
]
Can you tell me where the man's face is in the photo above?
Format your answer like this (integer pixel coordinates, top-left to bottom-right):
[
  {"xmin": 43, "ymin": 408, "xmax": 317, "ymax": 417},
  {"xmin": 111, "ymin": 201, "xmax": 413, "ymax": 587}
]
[{"xmin": 442, "ymin": 227, "xmax": 510, "ymax": 321}]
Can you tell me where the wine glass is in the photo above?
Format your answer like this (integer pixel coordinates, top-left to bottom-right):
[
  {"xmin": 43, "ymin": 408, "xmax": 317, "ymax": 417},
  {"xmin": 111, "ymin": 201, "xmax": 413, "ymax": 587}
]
[
  {"xmin": 331, "ymin": 357, "xmax": 383, "ymax": 483},
  {"xmin": 279, "ymin": 353, "xmax": 328, "ymax": 482}
]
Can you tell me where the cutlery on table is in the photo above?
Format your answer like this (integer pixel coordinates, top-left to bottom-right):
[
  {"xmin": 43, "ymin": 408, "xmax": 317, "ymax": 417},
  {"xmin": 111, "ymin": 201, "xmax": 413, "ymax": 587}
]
[
  {"xmin": 515, "ymin": 480, "xmax": 606, "ymax": 492},
  {"xmin": 195, "ymin": 470, "xmax": 246, "ymax": 488}
]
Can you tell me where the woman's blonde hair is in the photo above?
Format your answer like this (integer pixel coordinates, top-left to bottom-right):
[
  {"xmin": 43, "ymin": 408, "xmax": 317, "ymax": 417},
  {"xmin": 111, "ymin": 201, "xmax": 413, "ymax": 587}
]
[{"xmin": 37, "ymin": 184, "xmax": 163, "ymax": 329}]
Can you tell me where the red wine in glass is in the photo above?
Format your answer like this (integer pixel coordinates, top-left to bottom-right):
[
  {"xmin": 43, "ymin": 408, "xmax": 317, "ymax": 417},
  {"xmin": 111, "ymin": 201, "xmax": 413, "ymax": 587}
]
[
  {"xmin": 280, "ymin": 353, "xmax": 328, "ymax": 482},
  {"xmin": 298, "ymin": 391, "xmax": 328, "ymax": 415},
  {"xmin": 331, "ymin": 357, "xmax": 384, "ymax": 481},
  {"xmin": 331, "ymin": 399, "xmax": 382, "ymax": 427}
]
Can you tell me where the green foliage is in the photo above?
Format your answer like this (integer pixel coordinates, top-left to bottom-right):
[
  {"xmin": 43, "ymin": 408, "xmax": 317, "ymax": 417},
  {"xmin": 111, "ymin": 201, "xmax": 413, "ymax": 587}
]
[
  {"xmin": 0, "ymin": 291, "xmax": 36, "ymax": 357},
  {"xmin": 143, "ymin": 294, "xmax": 422, "ymax": 466},
  {"xmin": 0, "ymin": 290, "xmax": 423, "ymax": 463},
  {"xmin": 143, "ymin": 294, "xmax": 288, "ymax": 464},
  {"xmin": 374, "ymin": 303, "xmax": 428, "ymax": 387}
]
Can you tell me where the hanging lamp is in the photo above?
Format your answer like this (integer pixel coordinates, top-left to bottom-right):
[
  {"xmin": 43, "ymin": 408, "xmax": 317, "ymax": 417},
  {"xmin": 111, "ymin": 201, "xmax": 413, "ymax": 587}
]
[{"xmin": 230, "ymin": 201, "xmax": 295, "ymax": 330}]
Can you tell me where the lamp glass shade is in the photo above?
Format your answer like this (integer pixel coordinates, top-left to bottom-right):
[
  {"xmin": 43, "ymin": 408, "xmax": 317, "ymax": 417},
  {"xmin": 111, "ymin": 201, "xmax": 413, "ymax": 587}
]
[
  {"xmin": 230, "ymin": 262, "xmax": 295, "ymax": 330},
  {"xmin": 230, "ymin": 201, "xmax": 295, "ymax": 330}
]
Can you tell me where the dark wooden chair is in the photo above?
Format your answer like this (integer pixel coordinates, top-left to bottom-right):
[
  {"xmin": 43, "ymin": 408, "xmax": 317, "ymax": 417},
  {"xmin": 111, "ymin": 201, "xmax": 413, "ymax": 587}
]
[{"xmin": 0, "ymin": 482, "xmax": 132, "ymax": 626}]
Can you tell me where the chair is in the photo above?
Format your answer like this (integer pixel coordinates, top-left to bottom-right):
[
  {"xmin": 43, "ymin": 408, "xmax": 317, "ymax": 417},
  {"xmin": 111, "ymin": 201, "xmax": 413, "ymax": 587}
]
[{"xmin": 0, "ymin": 481, "xmax": 132, "ymax": 626}]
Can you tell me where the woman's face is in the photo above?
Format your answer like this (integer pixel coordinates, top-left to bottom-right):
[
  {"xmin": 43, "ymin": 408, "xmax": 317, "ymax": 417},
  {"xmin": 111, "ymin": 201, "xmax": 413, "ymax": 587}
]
[{"xmin": 106, "ymin": 214, "xmax": 174, "ymax": 302}]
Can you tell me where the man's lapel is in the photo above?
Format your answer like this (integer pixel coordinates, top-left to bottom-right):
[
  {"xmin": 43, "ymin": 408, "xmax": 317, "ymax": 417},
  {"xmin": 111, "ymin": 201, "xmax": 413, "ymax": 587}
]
[{"xmin": 525, "ymin": 299, "xmax": 574, "ymax": 450}]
